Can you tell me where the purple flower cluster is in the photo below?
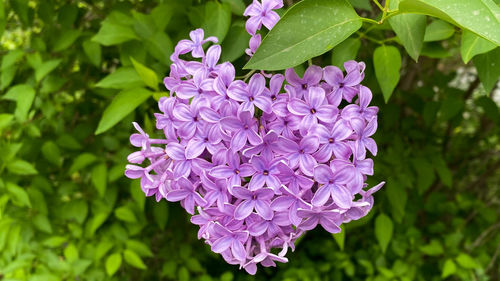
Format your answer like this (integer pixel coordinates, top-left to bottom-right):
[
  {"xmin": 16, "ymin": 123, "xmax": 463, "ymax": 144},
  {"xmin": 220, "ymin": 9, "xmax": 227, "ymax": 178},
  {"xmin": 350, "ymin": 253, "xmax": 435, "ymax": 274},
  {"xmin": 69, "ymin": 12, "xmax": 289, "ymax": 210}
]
[
  {"xmin": 244, "ymin": 0, "xmax": 283, "ymax": 56},
  {"xmin": 125, "ymin": 27, "xmax": 384, "ymax": 273}
]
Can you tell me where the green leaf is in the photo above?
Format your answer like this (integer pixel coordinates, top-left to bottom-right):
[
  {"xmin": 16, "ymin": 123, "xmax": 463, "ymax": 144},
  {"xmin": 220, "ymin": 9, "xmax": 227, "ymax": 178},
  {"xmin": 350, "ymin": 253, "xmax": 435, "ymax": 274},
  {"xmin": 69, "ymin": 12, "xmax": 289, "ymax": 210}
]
[
  {"xmin": 146, "ymin": 32, "xmax": 173, "ymax": 65},
  {"xmin": 455, "ymin": 253, "xmax": 480, "ymax": 269},
  {"xmin": 151, "ymin": 4, "xmax": 174, "ymax": 31},
  {"xmin": 221, "ymin": 21, "xmax": 251, "ymax": 62},
  {"xmin": 114, "ymin": 206, "xmax": 137, "ymax": 223},
  {"xmin": 82, "ymin": 39, "xmax": 102, "ymax": 66},
  {"xmin": 330, "ymin": 38, "xmax": 361, "ymax": 70},
  {"xmin": 411, "ymin": 157, "xmax": 435, "ymax": 194},
  {"xmin": 153, "ymin": 201, "xmax": 169, "ymax": 230},
  {"xmin": 125, "ymin": 240, "xmax": 153, "ymax": 257},
  {"xmin": 106, "ymin": 253, "xmax": 122, "ymax": 276},
  {"xmin": 202, "ymin": 1, "xmax": 232, "ymax": 42},
  {"xmin": 222, "ymin": 0, "xmax": 247, "ymax": 15},
  {"xmin": 461, "ymin": 30, "xmax": 497, "ymax": 63},
  {"xmin": 373, "ymin": 45, "xmax": 402, "ymax": 102},
  {"xmin": 53, "ymin": 29, "xmax": 81, "ymax": 52},
  {"xmin": 0, "ymin": 0, "xmax": 5, "ymax": 38},
  {"xmin": 6, "ymin": 182, "xmax": 32, "ymax": 207},
  {"xmin": 332, "ymin": 225, "xmax": 345, "ymax": 251},
  {"xmin": 35, "ymin": 59, "xmax": 62, "ymax": 82},
  {"xmin": 3, "ymin": 84, "xmax": 36, "ymax": 121},
  {"xmin": 423, "ymin": 20, "xmax": 455, "ymax": 42},
  {"xmin": 245, "ymin": 0, "xmax": 362, "ymax": 70},
  {"xmin": 91, "ymin": 163, "xmax": 107, "ymax": 197},
  {"xmin": 41, "ymin": 141, "xmax": 62, "ymax": 167},
  {"xmin": 95, "ymin": 67, "xmax": 145, "ymax": 89},
  {"xmin": 375, "ymin": 213, "xmax": 394, "ymax": 254},
  {"xmin": 0, "ymin": 114, "xmax": 13, "ymax": 131},
  {"xmin": 33, "ymin": 214, "xmax": 53, "ymax": 233},
  {"xmin": 349, "ymin": 0, "xmax": 372, "ymax": 10},
  {"xmin": 389, "ymin": 0, "xmax": 426, "ymax": 61},
  {"xmin": 92, "ymin": 13, "xmax": 138, "ymax": 46},
  {"xmin": 68, "ymin": 153, "xmax": 97, "ymax": 174},
  {"xmin": 42, "ymin": 236, "xmax": 67, "ymax": 248},
  {"xmin": 419, "ymin": 240, "xmax": 444, "ymax": 256},
  {"xmin": 475, "ymin": 96, "xmax": 500, "ymax": 123},
  {"xmin": 441, "ymin": 259, "xmax": 457, "ymax": 278},
  {"xmin": 95, "ymin": 87, "xmax": 152, "ymax": 134},
  {"xmin": 64, "ymin": 243, "xmax": 79, "ymax": 262},
  {"xmin": 130, "ymin": 57, "xmax": 159, "ymax": 91},
  {"xmin": 123, "ymin": 249, "xmax": 147, "ymax": 269},
  {"xmin": 399, "ymin": 0, "xmax": 500, "ymax": 46},
  {"xmin": 474, "ymin": 47, "xmax": 500, "ymax": 93},
  {"xmin": 431, "ymin": 154, "xmax": 452, "ymax": 187},
  {"xmin": 7, "ymin": 159, "xmax": 38, "ymax": 175},
  {"xmin": 130, "ymin": 180, "xmax": 145, "ymax": 211}
]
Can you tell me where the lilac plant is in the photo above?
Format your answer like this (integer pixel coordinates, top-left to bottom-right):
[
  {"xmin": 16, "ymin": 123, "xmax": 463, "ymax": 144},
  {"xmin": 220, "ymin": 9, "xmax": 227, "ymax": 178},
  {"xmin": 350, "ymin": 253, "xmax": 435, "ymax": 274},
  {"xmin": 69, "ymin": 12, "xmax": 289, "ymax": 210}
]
[{"xmin": 125, "ymin": 0, "xmax": 384, "ymax": 274}]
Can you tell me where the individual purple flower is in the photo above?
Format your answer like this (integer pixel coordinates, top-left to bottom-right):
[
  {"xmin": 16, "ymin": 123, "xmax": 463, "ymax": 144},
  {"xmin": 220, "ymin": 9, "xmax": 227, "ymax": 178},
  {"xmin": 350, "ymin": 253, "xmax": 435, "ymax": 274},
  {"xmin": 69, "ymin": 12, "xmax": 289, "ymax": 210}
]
[
  {"xmin": 244, "ymin": 0, "xmax": 283, "ymax": 35},
  {"xmin": 271, "ymin": 185, "xmax": 312, "ymax": 226},
  {"xmin": 200, "ymin": 172, "xmax": 231, "ymax": 212},
  {"xmin": 248, "ymin": 211, "xmax": 290, "ymax": 237},
  {"xmin": 313, "ymin": 121, "xmax": 353, "ymax": 162},
  {"xmin": 173, "ymin": 99, "xmax": 209, "ymax": 139},
  {"xmin": 166, "ymin": 177, "xmax": 207, "ymax": 214},
  {"xmin": 220, "ymin": 111, "xmax": 262, "ymax": 151},
  {"xmin": 323, "ymin": 64, "xmax": 363, "ymax": 103},
  {"xmin": 210, "ymin": 152, "xmax": 255, "ymax": 190},
  {"xmin": 350, "ymin": 117, "xmax": 378, "ymax": 159},
  {"xmin": 246, "ymin": 34, "xmax": 262, "ymax": 56},
  {"xmin": 248, "ymin": 155, "xmax": 284, "ymax": 192},
  {"xmin": 175, "ymin": 71, "xmax": 213, "ymax": 100},
  {"xmin": 287, "ymin": 87, "xmax": 338, "ymax": 133},
  {"xmin": 227, "ymin": 73, "xmax": 272, "ymax": 115},
  {"xmin": 243, "ymin": 250, "xmax": 288, "ymax": 274},
  {"xmin": 211, "ymin": 223, "xmax": 249, "ymax": 262},
  {"xmin": 311, "ymin": 164, "xmax": 354, "ymax": 208},
  {"xmin": 185, "ymin": 124, "xmax": 223, "ymax": 159},
  {"xmin": 285, "ymin": 65, "xmax": 323, "ymax": 98},
  {"xmin": 165, "ymin": 142, "xmax": 212, "ymax": 179},
  {"xmin": 233, "ymin": 186, "xmax": 274, "ymax": 220},
  {"xmin": 155, "ymin": 97, "xmax": 179, "ymax": 141},
  {"xmin": 243, "ymin": 130, "xmax": 280, "ymax": 159},
  {"xmin": 297, "ymin": 206, "xmax": 342, "ymax": 234},
  {"xmin": 172, "ymin": 28, "xmax": 218, "ymax": 59},
  {"xmin": 275, "ymin": 162, "xmax": 314, "ymax": 192},
  {"xmin": 276, "ymin": 135, "xmax": 319, "ymax": 176},
  {"xmin": 341, "ymin": 85, "xmax": 379, "ymax": 121}
]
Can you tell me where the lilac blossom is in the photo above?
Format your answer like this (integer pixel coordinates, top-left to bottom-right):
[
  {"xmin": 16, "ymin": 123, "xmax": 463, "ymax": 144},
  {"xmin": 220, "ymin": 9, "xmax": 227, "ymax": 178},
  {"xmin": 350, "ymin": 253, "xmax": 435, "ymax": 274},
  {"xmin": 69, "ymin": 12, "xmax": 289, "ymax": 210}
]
[
  {"xmin": 244, "ymin": 0, "xmax": 283, "ymax": 35},
  {"xmin": 125, "ymin": 8, "xmax": 384, "ymax": 273},
  {"xmin": 287, "ymin": 87, "xmax": 338, "ymax": 132}
]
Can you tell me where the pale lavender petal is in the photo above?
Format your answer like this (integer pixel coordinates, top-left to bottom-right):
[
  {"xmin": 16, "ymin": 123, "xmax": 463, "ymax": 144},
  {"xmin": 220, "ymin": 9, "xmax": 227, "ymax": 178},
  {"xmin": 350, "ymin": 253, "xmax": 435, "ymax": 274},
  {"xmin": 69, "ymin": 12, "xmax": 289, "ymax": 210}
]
[
  {"xmin": 311, "ymin": 184, "xmax": 332, "ymax": 206},
  {"xmin": 255, "ymin": 200, "xmax": 274, "ymax": 220},
  {"xmin": 234, "ymin": 200, "xmax": 255, "ymax": 220}
]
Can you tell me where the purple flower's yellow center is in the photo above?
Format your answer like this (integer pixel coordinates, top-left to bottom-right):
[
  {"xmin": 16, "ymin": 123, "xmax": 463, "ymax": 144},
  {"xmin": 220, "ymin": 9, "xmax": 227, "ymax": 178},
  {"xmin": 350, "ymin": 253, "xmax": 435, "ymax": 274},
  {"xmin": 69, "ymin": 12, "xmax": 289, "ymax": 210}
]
[
  {"xmin": 299, "ymin": 149, "xmax": 305, "ymax": 154},
  {"xmin": 249, "ymin": 96, "xmax": 255, "ymax": 101},
  {"xmin": 302, "ymin": 84, "xmax": 307, "ymax": 90},
  {"xmin": 328, "ymin": 138, "xmax": 334, "ymax": 143},
  {"xmin": 244, "ymin": 124, "xmax": 249, "ymax": 129},
  {"xmin": 252, "ymin": 194, "xmax": 257, "ymax": 200},
  {"xmin": 234, "ymin": 169, "xmax": 240, "ymax": 174},
  {"xmin": 310, "ymin": 108, "xmax": 316, "ymax": 114},
  {"xmin": 263, "ymin": 170, "xmax": 269, "ymax": 176}
]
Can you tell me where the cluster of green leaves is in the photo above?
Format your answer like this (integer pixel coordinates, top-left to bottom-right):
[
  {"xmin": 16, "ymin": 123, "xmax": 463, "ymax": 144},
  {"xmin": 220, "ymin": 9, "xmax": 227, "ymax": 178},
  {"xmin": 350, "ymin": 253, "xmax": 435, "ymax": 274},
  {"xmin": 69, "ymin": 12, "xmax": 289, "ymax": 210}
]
[{"xmin": 0, "ymin": 0, "xmax": 499, "ymax": 280}]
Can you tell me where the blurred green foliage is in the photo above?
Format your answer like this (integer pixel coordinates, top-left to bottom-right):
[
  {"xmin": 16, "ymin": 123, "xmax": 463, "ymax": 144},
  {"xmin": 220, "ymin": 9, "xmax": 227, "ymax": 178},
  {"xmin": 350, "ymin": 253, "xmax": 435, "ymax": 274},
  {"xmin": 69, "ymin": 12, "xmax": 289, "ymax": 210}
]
[{"xmin": 0, "ymin": 0, "xmax": 499, "ymax": 280}]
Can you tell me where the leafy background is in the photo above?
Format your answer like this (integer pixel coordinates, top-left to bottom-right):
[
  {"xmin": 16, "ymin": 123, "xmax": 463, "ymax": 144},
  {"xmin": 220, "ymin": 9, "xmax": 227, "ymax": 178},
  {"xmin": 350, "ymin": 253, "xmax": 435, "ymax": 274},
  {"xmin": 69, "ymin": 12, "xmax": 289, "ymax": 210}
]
[{"xmin": 1, "ymin": 0, "xmax": 500, "ymax": 280}]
